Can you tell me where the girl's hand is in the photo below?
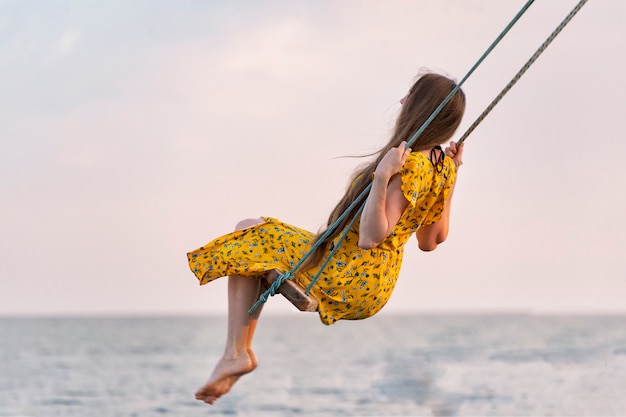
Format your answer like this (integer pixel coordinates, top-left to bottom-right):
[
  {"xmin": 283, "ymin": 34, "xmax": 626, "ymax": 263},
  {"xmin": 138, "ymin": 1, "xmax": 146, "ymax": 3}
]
[
  {"xmin": 375, "ymin": 141, "xmax": 412, "ymax": 180},
  {"xmin": 445, "ymin": 141, "xmax": 464, "ymax": 170}
]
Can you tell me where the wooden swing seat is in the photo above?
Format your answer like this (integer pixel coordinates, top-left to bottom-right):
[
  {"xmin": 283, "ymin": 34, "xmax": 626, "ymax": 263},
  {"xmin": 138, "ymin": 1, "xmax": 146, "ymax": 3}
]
[{"xmin": 262, "ymin": 270, "xmax": 318, "ymax": 312}]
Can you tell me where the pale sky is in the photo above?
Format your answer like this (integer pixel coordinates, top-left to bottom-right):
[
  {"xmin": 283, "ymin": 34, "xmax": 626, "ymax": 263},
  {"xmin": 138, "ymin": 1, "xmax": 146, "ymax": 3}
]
[{"xmin": 1, "ymin": 1, "xmax": 625, "ymax": 317}]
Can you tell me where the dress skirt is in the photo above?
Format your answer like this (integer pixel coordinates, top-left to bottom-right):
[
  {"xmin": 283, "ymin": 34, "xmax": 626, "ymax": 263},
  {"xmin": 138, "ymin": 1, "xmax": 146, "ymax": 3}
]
[{"xmin": 187, "ymin": 217, "xmax": 401, "ymax": 325}]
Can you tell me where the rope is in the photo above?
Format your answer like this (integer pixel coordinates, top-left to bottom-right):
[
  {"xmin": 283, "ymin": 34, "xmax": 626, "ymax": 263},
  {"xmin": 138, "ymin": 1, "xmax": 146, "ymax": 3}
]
[
  {"xmin": 305, "ymin": 203, "xmax": 365, "ymax": 294},
  {"xmin": 248, "ymin": 0, "xmax": 588, "ymax": 314},
  {"xmin": 248, "ymin": 0, "xmax": 536, "ymax": 314},
  {"xmin": 458, "ymin": 0, "xmax": 589, "ymax": 145}
]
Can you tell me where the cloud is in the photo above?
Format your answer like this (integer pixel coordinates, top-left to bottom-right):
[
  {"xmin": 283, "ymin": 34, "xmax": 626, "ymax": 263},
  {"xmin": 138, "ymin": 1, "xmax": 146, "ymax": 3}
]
[{"xmin": 56, "ymin": 28, "xmax": 81, "ymax": 56}]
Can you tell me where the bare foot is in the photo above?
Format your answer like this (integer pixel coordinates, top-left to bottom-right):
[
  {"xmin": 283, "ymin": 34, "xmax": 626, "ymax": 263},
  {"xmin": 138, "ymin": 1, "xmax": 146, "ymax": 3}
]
[{"xmin": 195, "ymin": 352, "xmax": 257, "ymax": 405}]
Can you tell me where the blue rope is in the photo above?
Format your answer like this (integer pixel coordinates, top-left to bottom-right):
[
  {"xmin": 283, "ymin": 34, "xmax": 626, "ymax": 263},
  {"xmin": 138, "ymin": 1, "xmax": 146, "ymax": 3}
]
[{"xmin": 247, "ymin": 0, "xmax": 596, "ymax": 315}]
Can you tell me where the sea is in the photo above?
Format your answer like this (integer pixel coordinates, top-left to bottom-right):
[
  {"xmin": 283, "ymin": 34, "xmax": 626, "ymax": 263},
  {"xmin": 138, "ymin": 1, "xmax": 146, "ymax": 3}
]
[{"xmin": 1, "ymin": 314, "xmax": 625, "ymax": 417}]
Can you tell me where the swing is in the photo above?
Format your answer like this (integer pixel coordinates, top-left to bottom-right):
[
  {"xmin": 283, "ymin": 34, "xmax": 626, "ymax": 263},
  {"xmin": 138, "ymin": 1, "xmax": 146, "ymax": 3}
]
[
  {"xmin": 257, "ymin": 0, "xmax": 589, "ymax": 313},
  {"xmin": 262, "ymin": 270, "xmax": 319, "ymax": 312}
]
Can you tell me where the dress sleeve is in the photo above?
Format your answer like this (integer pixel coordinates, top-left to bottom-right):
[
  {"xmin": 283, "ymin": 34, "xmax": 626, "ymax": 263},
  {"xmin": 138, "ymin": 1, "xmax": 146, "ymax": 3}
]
[
  {"xmin": 420, "ymin": 158, "xmax": 457, "ymax": 226},
  {"xmin": 400, "ymin": 153, "xmax": 457, "ymax": 226},
  {"xmin": 399, "ymin": 152, "xmax": 430, "ymax": 208}
]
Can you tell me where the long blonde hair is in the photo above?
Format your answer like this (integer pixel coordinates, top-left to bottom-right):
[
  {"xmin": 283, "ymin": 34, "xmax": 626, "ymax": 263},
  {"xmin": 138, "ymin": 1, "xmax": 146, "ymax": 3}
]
[{"xmin": 300, "ymin": 72, "xmax": 466, "ymax": 273}]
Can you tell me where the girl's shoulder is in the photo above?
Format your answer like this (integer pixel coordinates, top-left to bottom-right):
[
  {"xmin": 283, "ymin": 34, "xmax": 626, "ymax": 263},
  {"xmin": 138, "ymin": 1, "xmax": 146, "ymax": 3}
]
[
  {"xmin": 403, "ymin": 151, "xmax": 430, "ymax": 168},
  {"xmin": 402, "ymin": 151, "xmax": 434, "ymax": 175},
  {"xmin": 401, "ymin": 151, "xmax": 456, "ymax": 186}
]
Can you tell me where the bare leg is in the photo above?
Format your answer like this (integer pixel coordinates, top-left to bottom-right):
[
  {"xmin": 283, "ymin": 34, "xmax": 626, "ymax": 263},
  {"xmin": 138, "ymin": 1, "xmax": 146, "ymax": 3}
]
[{"xmin": 195, "ymin": 218, "xmax": 266, "ymax": 405}]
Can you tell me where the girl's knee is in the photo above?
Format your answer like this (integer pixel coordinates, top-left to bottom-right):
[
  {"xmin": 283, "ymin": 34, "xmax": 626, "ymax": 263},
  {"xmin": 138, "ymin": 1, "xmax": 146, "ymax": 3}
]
[{"xmin": 235, "ymin": 217, "xmax": 265, "ymax": 231}]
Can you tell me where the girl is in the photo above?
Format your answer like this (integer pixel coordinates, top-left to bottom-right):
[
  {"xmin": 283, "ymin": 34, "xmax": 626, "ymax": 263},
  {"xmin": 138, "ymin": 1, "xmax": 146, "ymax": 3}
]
[{"xmin": 187, "ymin": 71, "xmax": 466, "ymax": 404}]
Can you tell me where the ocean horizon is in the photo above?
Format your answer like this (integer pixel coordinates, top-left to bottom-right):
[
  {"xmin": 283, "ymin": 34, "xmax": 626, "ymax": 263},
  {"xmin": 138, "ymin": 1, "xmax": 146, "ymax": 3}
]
[{"xmin": 1, "ymin": 313, "xmax": 625, "ymax": 416}]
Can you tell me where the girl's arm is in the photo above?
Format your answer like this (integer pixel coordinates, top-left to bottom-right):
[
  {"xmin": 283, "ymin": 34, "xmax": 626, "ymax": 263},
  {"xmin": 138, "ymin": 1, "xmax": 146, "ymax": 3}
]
[
  {"xmin": 415, "ymin": 141, "xmax": 463, "ymax": 251},
  {"xmin": 415, "ymin": 180, "xmax": 456, "ymax": 251},
  {"xmin": 358, "ymin": 142, "xmax": 411, "ymax": 249}
]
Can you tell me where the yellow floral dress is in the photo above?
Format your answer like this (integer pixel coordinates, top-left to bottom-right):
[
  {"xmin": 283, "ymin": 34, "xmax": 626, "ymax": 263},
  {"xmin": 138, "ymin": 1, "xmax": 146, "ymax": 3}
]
[{"xmin": 187, "ymin": 152, "xmax": 456, "ymax": 325}]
